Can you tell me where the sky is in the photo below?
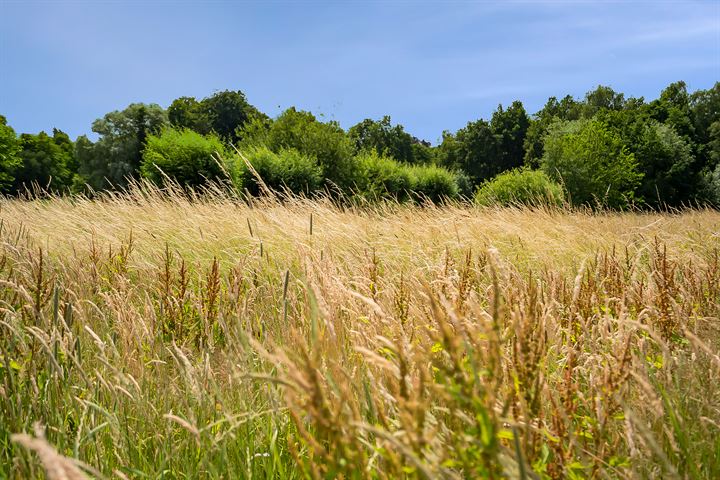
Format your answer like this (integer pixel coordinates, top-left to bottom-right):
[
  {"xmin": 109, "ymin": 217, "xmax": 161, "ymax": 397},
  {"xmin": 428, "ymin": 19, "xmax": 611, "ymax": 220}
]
[{"xmin": 1, "ymin": 0, "xmax": 719, "ymax": 144}]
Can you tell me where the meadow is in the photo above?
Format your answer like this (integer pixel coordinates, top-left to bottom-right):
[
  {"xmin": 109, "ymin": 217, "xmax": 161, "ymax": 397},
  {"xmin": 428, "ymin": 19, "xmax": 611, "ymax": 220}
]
[{"xmin": 1, "ymin": 187, "xmax": 719, "ymax": 479}]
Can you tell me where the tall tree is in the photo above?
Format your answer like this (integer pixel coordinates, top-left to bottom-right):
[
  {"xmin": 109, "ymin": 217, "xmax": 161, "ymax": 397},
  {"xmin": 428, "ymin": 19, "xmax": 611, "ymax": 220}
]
[
  {"xmin": 709, "ymin": 120, "xmax": 720, "ymax": 167},
  {"xmin": 77, "ymin": 103, "xmax": 168, "ymax": 190},
  {"xmin": 348, "ymin": 116, "xmax": 417, "ymax": 163},
  {"xmin": 690, "ymin": 82, "xmax": 720, "ymax": 172},
  {"xmin": 647, "ymin": 81, "xmax": 695, "ymax": 141},
  {"xmin": 524, "ymin": 95, "xmax": 583, "ymax": 165},
  {"xmin": 438, "ymin": 119, "xmax": 498, "ymax": 185},
  {"xmin": 599, "ymin": 107, "xmax": 697, "ymax": 207},
  {"xmin": 202, "ymin": 90, "xmax": 260, "ymax": 143},
  {"xmin": 168, "ymin": 90, "xmax": 266, "ymax": 144},
  {"xmin": 168, "ymin": 96, "xmax": 208, "ymax": 133},
  {"xmin": 52, "ymin": 129, "xmax": 77, "ymax": 174},
  {"xmin": 632, "ymin": 122, "xmax": 696, "ymax": 207},
  {"xmin": 0, "ymin": 115, "xmax": 21, "ymax": 194},
  {"xmin": 583, "ymin": 85, "xmax": 626, "ymax": 117},
  {"xmin": 13, "ymin": 131, "xmax": 74, "ymax": 193},
  {"xmin": 541, "ymin": 118, "xmax": 642, "ymax": 209},
  {"xmin": 490, "ymin": 101, "xmax": 530, "ymax": 172}
]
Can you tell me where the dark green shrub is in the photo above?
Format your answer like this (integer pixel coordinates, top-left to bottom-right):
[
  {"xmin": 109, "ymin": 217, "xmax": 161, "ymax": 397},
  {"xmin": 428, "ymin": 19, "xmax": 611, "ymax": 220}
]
[
  {"xmin": 236, "ymin": 146, "xmax": 323, "ymax": 196},
  {"xmin": 453, "ymin": 170, "xmax": 474, "ymax": 199},
  {"xmin": 355, "ymin": 151, "xmax": 413, "ymax": 200},
  {"xmin": 141, "ymin": 128, "xmax": 229, "ymax": 188},
  {"xmin": 407, "ymin": 164, "xmax": 459, "ymax": 203},
  {"xmin": 474, "ymin": 168, "xmax": 565, "ymax": 207}
]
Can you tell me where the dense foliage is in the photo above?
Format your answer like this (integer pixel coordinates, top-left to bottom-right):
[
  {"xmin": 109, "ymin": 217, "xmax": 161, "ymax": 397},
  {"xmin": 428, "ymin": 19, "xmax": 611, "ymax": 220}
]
[
  {"xmin": 474, "ymin": 168, "xmax": 565, "ymax": 207},
  {"xmin": 236, "ymin": 146, "xmax": 323, "ymax": 196},
  {"xmin": 541, "ymin": 118, "xmax": 642, "ymax": 209},
  {"xmin": 355, "ymin": 150, "xmax": 414, "ymax": 201},
  {"xmin": 0, "ymin": 115, "xmax": 21, "ymax": 194},
  {"xmin": 141, "ymin": 129, "xmax": 230, "ymax": 188},
  {"xmin": 1, "ymin": 81, "xmax": 719, "ymax": 208}
]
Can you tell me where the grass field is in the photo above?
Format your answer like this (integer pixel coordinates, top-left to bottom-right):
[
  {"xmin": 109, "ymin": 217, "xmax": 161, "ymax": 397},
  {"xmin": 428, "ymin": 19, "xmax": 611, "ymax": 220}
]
[{"xmin": 1, "ymin": 187, "xmax": 719, "ymax": 479}]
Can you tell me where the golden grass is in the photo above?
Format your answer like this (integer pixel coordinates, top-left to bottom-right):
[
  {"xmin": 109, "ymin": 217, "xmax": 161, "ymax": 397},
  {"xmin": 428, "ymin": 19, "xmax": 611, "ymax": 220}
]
[{"xmin": 1, "ymin": 187, "xmax": 719, "ymax": 479}]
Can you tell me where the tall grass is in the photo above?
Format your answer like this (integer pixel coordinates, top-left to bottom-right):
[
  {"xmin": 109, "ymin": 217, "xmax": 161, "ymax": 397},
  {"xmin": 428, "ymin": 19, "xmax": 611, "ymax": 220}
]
[{"xmin": 1, "ymin": 184, "xmax": 718, "ymax": 479}]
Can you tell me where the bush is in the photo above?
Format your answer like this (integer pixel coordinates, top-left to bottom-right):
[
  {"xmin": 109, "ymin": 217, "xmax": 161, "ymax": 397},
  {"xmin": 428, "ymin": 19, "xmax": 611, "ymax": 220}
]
[
  {"xmin": 474, "ymin": 169, "xmax": 565, "ymax": 207},
  {"xmin": 235, "ymin": 146, "xmax": 323, "ymax": 196},
  {"xmin": 453, "ymin": 170, "xmax": 474, "ymax": 199},
  {"xmin": 407, "ymin": 164, "xmax": 459, "ymax": 203},
  {"xmin": 141, "ymin": 129, "xmax": 229, "ymax": 188},
  {"xmin": 355, "ymin": 151, "xmax": 413, "ymax": 200},
  {"xmin": 541, "ymin": 119, "xmax": 642, "ymax": 209},
  {"xmin": 241, "ymin": 108, "xmax": 360, "ymax": 192}
]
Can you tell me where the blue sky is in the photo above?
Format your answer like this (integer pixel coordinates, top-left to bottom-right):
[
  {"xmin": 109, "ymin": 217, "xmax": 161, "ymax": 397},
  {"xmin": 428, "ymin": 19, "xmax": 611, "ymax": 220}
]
[{"xmin": 1, "ymin": 0, "xmax": 718, "ymax": 144}]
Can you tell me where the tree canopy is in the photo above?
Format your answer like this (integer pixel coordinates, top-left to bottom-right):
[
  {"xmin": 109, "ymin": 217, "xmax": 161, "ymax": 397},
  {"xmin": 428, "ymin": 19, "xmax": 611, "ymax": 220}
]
[
  {"xmin": 1, "ymin": 81, "xmax": 719, "ymax": 208},
  {"xmin": 78, "ymin": 103, "xmax": 168, "ymax": 190}
]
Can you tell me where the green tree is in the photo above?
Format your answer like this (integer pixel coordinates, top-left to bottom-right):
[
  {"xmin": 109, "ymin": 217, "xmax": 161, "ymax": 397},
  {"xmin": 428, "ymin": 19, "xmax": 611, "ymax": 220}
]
[
  {"xmin": 490, "ymin": 101, "xmax": 530, "ymax": 172},
  {"xmin": 703, "ymin": 162, "xmax": 720, "ymax": 206},
  {"xmin": 439, "ymin": 102, "xmax": 528, "ymax": 187},
  {"xmin": 141, "ymin": 128, "xmax": 229, "ymax": 188},
  {"xmin": 0, "ymin": 115, "xmax": 21, "ymax": 194},
  {"xmin": 631, "ymin": 122, "xmax": 696, "ymax": 207},
  {"xmin": 244, "ymin": 107, "xmax": 359, "ymax": 192},
  {"xmin": 437, "ymin": 119, "xmax": 497, "ymax": 186},
  {"xmin": 582, "ymin": 85, "xmax": 626, "ymax": 117},
  {"xmin": 599, "ymin": 108, "xmax": 698, "ymax": 207},
  {"xmin": 524, "ymin": 95, "xmax": 583, "ymax": 165},
  {"xmin": 52, "ymin": 129, "xmax": 77, "ymax": 174},
  {"xmin": 77, "ymin": 103, "xmax": 168, "ymax": 190},
  {"xmin": 647, "ymin": 81, "xmax": 695, "ymax": 141},
  {"xmin": 701, "ymin": 121, "xmax": 720, "ymax": 205},
  {"xmin": 168, "ymin": 96, "xmax": 208, "ymax": 134},
  {"xmin": 348, "ymin": 116, "xmax": 419, "ymax": 164},
  {"xmin": 410, "ymin": 140, "xmax": 435, "ymax": 165},
  {"xmin": 708, "ymin": 120, "xmax": 720, "ymax": 168},
  {"xmin": 202, "ymin": 90, "xmax": 264, "ymax": 143},
  {"xmin": 541, "ymin": 118, "xmax": 642, "ymax": 209},
  {"xmin": 13, "ymin": 131, "xmax": 73, "ymax": 193},
  {"xmin": 74, "ymin": 135, "xmax": 103, "ymax": 192},
  {"xmin": 690, "ymin": 82, "xmax": 720, "ymax": 173},
  {"xmin": 168, "ymin": 90, "xmax": 266, "ymax": 144}
]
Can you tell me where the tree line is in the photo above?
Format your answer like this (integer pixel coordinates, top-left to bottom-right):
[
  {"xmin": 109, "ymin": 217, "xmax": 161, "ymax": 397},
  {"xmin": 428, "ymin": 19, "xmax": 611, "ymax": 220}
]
[{"xmin": 1, "ymin": 81, "xmax": 719, "ymax": 208}]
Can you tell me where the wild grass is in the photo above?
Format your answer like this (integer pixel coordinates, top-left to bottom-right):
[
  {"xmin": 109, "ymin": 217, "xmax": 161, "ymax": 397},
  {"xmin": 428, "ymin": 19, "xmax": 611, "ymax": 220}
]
[{"xmin": 1, "ymin": 184, "xmax": 719, "ymax": 479}]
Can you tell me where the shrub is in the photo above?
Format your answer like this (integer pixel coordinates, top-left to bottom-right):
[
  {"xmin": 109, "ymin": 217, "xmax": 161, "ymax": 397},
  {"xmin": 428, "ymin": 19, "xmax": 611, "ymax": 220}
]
[
  {"xmin": 453, "ymin": 170, "xmax": 474, "ymax": 199},
  {"xmin": 355, "ymin": 151, "xmax": 413, "ymax": 200},
  {"xmin": 541, "ymin": 118, "xmax": 642, "ymax": 209},
  {"xmin": 407, "ymin": 164, "xmax": 459, "ymax": 203},
  {"xmin": 141, "ymin": 129, "xmax": 229, "ymax": 188},
  {"xmin": 241, "ymin": 108, "xmax": 360, "ymax": 192},
  {"xmin": 235, "ymin": 146, "xmax": 323, "ymax": 196},
  {"xmin": 474, "ymin": 168, "xmax": 565, "ymax": 207}
]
